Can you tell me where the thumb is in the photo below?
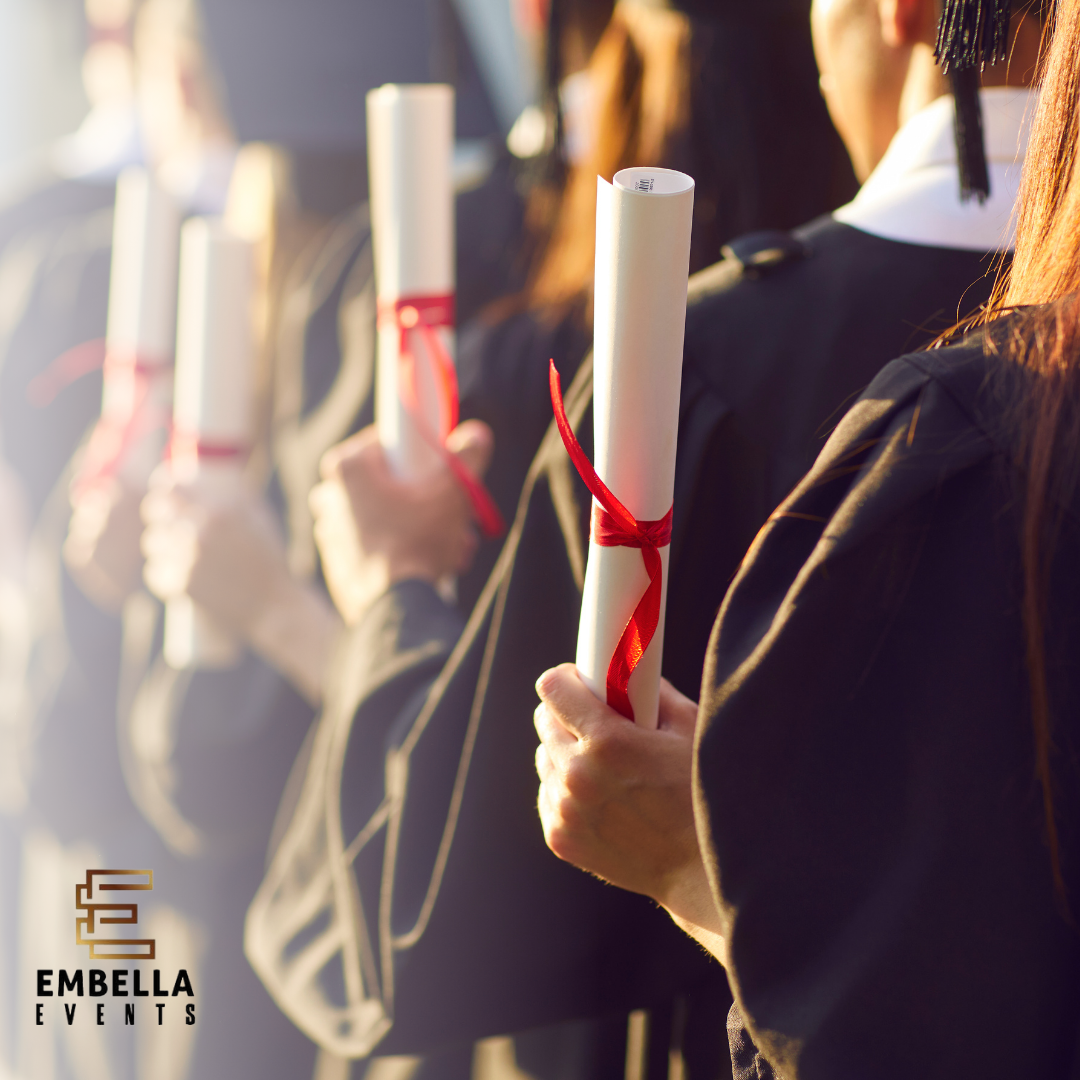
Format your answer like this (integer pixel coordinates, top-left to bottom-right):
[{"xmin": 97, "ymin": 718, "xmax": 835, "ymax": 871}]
[
  {"xmin": 446, "ymin": 420, "xmax": 494, "ymax": 478},
  {"xmin": 536, "ymin": 662, "xmax": 624, "ymax": 739},
  {"xmin": 319, "ymin": 426, "xmax": 378, "ymax": 482}
]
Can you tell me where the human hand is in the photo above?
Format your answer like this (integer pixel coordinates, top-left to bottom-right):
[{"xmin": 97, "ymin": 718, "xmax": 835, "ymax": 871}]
[
  {"xmin": 310, "ymin": 420, "xmax": 494, "ymax": 624},
  {"xmin": 141, "ymin": 466, "xmax": 293, "ymax": 632},
  {"xmin": 534, "ymin": 665, "xmax": 724, "ymax": 944},
  {"xmin": 141, "ymin": 465, "xmax": 338, "ymax": 702},
  {"xmin": 64, "ymin": 477, "xmax": 146, "ymax": 613}
]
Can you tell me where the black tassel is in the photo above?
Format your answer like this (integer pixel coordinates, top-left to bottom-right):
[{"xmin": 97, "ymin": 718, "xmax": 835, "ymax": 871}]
[
  {"xmin": 934, "ymin": 0, "xmax": 1013, "ymax": 203},
  {"xmin": 950, "ymin": 65, "xmax": 991, "ymax": 202},
  {"xmin": 935, "ymin": 0, "xmax": 1012, "ymax": 72}
]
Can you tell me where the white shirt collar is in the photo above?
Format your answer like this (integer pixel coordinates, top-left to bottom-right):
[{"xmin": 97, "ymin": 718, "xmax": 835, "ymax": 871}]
[{"xmin": 833, "ymin": 86, "xmax": 1036, "ymax": 252}]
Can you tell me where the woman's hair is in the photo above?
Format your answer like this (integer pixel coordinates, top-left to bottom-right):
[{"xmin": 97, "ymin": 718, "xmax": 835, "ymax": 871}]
[
  {"xmin": 983, "ymin": 0, "xmax": 1080, "ymax": 902},
  {"xmin": 517, "ymin": 1, "xmax": 855, "ymax": 317}
]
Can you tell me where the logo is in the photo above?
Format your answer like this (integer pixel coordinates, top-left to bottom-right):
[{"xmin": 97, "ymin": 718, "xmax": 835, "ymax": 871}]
[
  {"xmin": 75, "ymin": 870, "xmax": 155, "ymax": 961},
  {"xmin": 34, "ymin": 867, "xmax": 195, "ymax": 1029}
]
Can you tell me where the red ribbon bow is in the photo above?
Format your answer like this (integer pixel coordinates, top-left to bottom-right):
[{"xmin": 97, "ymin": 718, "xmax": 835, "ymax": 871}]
[
  {"xmin": 377, "ymin": 294, "xmax": 504, "ymax": 538},
  {"xmin": 549, "ymin": 360, "xmax": 672, "ymax": 721}
]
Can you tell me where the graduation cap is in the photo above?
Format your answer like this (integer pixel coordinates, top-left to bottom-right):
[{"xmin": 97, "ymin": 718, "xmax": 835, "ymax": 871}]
[
  {"xmin": 196, "ymin": 0, "xmax": 433, "ymax": 151},
  {"xmin": 934, "ymin": 0, "xmax": 1015, "ymax": 203}
]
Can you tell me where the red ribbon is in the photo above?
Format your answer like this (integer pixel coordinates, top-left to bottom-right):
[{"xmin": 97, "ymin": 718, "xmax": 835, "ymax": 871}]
[
  {"xmin": 167, "ymin": 429, "xmax": 248, "ymax": 464},
  {"xmin": 26, "ymin": 339, "xmax": 109, "ymax": 407},
  {"xmin": 377, "ymin": 294, "xmax": 504, "ymax": 538},
  {"xmin": 549, "ymin": 360, "xmax": 672, "ymax": 721},
  {"xmin": 69, "ymin": 348, "xmax": 173, "ymax": 496}
]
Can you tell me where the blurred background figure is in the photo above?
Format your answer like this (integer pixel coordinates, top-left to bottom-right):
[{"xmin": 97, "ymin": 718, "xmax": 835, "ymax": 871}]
[
  {"xmin": 0, "ymin": 2, "xmax": 145, "ymax": 1078},
  {"xmin": 3, "ymin": 0, "xmax": 245, "ymax": 1075}
]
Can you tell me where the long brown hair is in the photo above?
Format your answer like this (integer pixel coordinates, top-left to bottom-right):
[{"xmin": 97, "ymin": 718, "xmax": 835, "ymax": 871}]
[
  {"xmin": 983, "ymin": 0, "xmax": 1080, "ymax": 899},
  {"xmin": 522, "ymin": 3, "xmax": 693, "ymax": 315},
  {"xmin": 514, "ymin": 2, "xmax": 856, "ymax": 320}
]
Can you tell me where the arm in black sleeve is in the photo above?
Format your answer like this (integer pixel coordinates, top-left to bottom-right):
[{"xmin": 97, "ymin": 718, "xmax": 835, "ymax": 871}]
[
  {"xmin": 696, "ymin": 345, "xmax": 1080, "ymax": 1079},
  {"xmin": 333, "ymin": 579, "xmax": 466, "ymax": 780}
]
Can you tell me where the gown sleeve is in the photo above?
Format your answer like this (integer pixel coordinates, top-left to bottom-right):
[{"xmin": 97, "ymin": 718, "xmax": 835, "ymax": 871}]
[{"xmin": 695, "ymin": 347, "xmax": 1080, "ymax": 1079}]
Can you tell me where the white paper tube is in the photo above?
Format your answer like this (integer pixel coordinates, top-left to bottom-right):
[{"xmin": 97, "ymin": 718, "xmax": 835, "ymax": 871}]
[
  {"xmin": 367, "ymin": 83, "xmax": 455, "ymax": 479},
  {"xmin": 576, "ymin": 168, "xmax": 695, "ymax": 728},
  {"xmin": 100, "ymin": 167, "xmax": 181, "ymax": 483},
  {"xmin": 164, "ymin": 217, "xmax": 256, "ymax": 671}
]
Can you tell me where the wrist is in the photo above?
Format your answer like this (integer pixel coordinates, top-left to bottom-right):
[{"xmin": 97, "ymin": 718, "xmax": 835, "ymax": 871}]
[
  {"xmin": 385, "ymin": 553, "xmax": 445, "ymax": 587},
  {"xmin": 655, "ymin": 853, "xmax": 724, "ymax": 940},
  {"xmin": 247, "ymin": 577, "xmax": 341, "ymax": 704}
]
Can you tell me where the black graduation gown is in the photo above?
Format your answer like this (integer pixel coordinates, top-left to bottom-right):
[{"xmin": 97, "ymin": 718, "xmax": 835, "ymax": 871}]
[
  {"xmin": 697, "ymin": 329, "xmax": 1080, "ymax": 1079},
  {"xmin": 313, "ymin": 218, "xmax": 1002, "ymax": 1066}
]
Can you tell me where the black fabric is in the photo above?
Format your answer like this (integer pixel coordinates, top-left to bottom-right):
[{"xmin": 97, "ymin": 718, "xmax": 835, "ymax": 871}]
[
  {"xmin": 455, "ymin": 303, "xmax": 592, "ymax": 609},
  {"xmin": 698, "ymin": 332, "xmax": 1080, "ymax": 1079},
  {"xmin": 666, "ymin": 217, "xmax": 999, "ymax": 695},
  {"xmin": 318, "ymin": 219, "xmax": 1001, "ymax": 1065},
  {"xmin": 722, "ymin": 230, "xmax": 810, "ymax": 275}
]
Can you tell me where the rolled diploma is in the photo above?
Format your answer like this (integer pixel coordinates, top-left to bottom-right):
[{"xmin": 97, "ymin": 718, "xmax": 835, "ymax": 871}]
[
  {"xmin": 367, "ymin": 83, "xmax": 455, "ymax": 479},
  {"xmin": 576, "ymin": 168, "xmax": 695, "ymax": 728},
  {"xmin": 163, "ymin": 218, "xmax": 256, "ymax": 671},
  {"xmin": 101, "ymin": 167, "xmax": 180, "ymax": 482}
]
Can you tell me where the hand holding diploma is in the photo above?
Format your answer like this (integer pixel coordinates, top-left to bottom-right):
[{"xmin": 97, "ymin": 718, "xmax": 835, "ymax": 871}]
[
  {"xmin": 160, "ymin": 216, "xmax": 255, "ymax": 669},
  {"xmin": 141, "ymin": 472, "xmax": 337, "ymax": 704},
  {"xmin": 533, "ymin": 663, "xmax": 725, "ymax": 962},
  {"xmin": 64, "ymin": 480, "xmax": 146, "ymax": 611},
  {"xmin": 310, "ymin": 420, "xmax": 495, "ymax": 625},
  {"xmin": 65, "ymin": 168, "xmax": 180, "ymax": 611},
  {"xmin": 367, "ymin": 83, "xmax": 503, "ymax": 538}
]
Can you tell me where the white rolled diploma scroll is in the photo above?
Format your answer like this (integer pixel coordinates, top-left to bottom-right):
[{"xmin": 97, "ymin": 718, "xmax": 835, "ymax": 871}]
[
  {"xmin": 163, "ymin": 218, "xmax": 256, "ymax": 671},
  {"xmin": 99, "ymin": 167, "xmax": 180, "ymax": 483},
  {"xmin": 367, "ymin": 83, "xmax": 455, "ymax": 479},
  {"xmin": 576, "ymin": 168, "xmax": 695, "ymax": 728}
]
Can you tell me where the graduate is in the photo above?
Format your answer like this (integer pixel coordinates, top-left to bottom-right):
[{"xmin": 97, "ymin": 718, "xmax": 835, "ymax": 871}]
[
  {"xmin": 267, "ymin": 2, "xmax": 854, "ymax": 1076},
  {"xmin": 534, "ymin": 0, "xmax": 1080, "ymax": 1073}
]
